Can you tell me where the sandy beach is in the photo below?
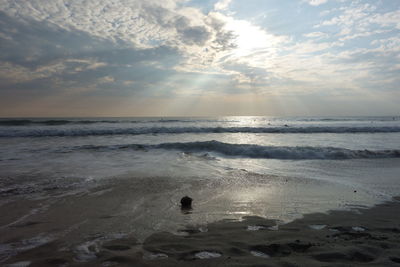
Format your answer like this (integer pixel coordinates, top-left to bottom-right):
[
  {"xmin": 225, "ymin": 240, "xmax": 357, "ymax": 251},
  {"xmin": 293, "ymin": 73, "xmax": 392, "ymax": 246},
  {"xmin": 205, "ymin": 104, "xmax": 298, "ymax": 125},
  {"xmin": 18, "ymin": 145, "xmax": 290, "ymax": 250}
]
[
  {"xmin": 1, "ymin": 117, "xmax": 400, "ymax": 266},
  {"xmin": 2, "ymin": 196, "xmax": 399, "ymax": 266}
]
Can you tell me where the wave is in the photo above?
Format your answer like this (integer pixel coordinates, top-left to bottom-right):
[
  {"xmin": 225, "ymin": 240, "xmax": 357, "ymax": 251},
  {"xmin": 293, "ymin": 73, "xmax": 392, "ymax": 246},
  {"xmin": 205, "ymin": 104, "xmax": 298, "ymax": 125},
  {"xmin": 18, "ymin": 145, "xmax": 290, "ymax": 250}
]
[
  {"xmin": 75, "ymin": 141, "xmax": 400, "ymax": 160},
  {"xmin": 290, "ymin": 117, "xmax": 399, "ymax": 122},
  {"xmin": 2, "ymin": 117, "xmax": 398, "ymax": 127},
  {"xmin": 1, "ymin": 126, "xmax": 400, "ymax": 137},
  {"xmin": 0, "ymin": 119, "xmax": 122, "ymax": 126},
  {"xmin": 0, "ymin": 119, "xmax": 233, "ymax": 126}
]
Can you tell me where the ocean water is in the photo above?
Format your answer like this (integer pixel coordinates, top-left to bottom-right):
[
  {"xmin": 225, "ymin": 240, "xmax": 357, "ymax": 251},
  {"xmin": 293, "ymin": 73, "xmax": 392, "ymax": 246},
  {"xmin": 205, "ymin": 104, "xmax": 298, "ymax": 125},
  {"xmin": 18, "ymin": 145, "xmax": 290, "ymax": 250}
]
[{"xmin": 1, "ymin": 116, "xmax": 400, "ymax": 259}]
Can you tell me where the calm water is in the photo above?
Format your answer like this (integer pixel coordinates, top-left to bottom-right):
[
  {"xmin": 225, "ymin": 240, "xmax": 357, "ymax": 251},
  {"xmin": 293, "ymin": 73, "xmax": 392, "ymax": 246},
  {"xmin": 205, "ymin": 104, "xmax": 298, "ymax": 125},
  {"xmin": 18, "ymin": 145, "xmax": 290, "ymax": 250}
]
[{"xmin": 1, "ymin": 116, "xmax": 400, "ymax": 260}]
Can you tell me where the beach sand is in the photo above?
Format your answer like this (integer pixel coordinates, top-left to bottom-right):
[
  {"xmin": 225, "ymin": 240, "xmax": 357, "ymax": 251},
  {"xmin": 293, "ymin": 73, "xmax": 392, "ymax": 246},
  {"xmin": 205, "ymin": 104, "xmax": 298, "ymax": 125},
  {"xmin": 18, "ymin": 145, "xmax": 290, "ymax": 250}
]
[{"xmin": 2, "ymin": 197, "xmax": 400, "ymax": 266}]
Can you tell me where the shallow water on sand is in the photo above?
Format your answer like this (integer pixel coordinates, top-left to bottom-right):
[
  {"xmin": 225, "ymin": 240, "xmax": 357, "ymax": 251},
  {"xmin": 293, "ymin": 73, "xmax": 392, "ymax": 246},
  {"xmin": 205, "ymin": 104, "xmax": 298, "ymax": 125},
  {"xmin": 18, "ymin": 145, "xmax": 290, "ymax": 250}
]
[{"xmin": 1, "ymin": 116, "xmax": 400, "ymax": 262}]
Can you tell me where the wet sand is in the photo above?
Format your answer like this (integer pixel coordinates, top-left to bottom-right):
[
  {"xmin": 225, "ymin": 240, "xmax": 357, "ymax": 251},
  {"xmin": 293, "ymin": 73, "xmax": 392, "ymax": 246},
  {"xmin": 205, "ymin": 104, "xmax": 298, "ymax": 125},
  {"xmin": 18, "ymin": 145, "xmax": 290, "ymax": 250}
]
[{"xmin": 2, "ymin": 197, "xmax": 400, "ymax": 266}]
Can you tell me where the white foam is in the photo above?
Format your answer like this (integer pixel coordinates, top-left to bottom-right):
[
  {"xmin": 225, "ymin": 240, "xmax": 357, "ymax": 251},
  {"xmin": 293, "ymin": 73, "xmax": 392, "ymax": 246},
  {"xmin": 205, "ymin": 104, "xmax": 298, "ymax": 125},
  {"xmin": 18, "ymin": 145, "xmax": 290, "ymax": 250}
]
[
  {"xmin": 268, "ymin": 225, "xmax": 279, "ymax": 231},
  {"xmin": 74, "ymin": 240, "xmax": 100, "ymax": 262},
  {"xmin": 2, "ymin": 125, "xmax": 400, "ymax": 138},
  {"xmin": 18, "ymin": 234, "xmax": 52, "ymax": 251},
  {"xmin": 247, "ymin": 225, "xmax": 266, "ymax": 231},
  {"xmin": 251, "ymin": 250, "xmax": 270, "ymax": 258},
  {"xmin": 199, "ymin": 226, "xmax": 208, "ymax": 232},
  {"xmin": 309, "ymin": 224, "xmax": 326, "ymax": 230},
  {"xmin": 84, "ymin": 141, "xmax": 400, "ymax": 160},
  {"xmin": 352, "ymin": 226, "xmax": 366, "ymax": 232},
  {"xmin": 194, "ymin": 251, "xmax": 222, "ymax": 259},
  {"xmin": 143, "ymin": 252, "xmax": 168, "ymax": 260}
]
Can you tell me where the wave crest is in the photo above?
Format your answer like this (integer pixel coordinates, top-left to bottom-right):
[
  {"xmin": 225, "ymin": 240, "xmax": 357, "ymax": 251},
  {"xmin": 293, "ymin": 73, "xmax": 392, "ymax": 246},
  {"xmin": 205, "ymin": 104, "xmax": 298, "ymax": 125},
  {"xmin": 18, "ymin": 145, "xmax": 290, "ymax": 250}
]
[
  {"xmin": 76, "ymin": 141, "xmax": 400, "ymax": 160},
  {"xmin": 1, "ymin": 126, "xmax": 400, "ymax": 137}
]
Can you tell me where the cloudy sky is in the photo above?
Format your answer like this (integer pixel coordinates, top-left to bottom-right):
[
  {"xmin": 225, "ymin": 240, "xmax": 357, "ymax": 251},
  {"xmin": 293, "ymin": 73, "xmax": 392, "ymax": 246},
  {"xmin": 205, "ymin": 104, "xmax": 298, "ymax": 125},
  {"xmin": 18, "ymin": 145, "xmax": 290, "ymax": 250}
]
[{"xmin": 0, "ymin": 0, "xmax": 399, "ymax": 116}]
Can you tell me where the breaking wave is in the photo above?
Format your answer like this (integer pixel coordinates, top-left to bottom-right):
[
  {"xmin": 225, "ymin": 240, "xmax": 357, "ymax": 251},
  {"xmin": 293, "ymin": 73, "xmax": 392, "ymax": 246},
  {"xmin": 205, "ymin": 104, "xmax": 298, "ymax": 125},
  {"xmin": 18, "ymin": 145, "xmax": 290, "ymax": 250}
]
[
  {"xmin": 74, "ymin": 141, "xmax": 400, "ymax": 160},
  {"xmin": 0, "ymin": 119, "xmax": 233, "ymax": 126},
  {"xmin": 1, "ymin": 126, "xmax": 400, "ymax": 137},
  {"xmin": 0, "ymin": 119, "xmax": 111, "ymax": 126}
]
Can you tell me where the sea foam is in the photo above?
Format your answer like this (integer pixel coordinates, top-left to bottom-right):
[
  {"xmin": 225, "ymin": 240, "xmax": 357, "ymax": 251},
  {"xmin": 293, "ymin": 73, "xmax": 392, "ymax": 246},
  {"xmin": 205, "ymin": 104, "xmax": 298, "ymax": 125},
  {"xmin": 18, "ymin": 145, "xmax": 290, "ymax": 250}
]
[
  {"xmin": 1, "ymin": 126, "xmax": 400, "ymax": 137},
  {"xmin": 73, "ymin": 140, "xmax": 400, "ymax": 160}
]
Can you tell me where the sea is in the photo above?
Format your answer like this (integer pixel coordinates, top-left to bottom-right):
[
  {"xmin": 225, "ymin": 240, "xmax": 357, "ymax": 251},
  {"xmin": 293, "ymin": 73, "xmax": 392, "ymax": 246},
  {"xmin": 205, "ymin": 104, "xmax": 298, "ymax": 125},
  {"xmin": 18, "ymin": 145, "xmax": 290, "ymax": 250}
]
[{"xmin": 1, "ymin": 116, "xmax": 400, "ymax": 260}]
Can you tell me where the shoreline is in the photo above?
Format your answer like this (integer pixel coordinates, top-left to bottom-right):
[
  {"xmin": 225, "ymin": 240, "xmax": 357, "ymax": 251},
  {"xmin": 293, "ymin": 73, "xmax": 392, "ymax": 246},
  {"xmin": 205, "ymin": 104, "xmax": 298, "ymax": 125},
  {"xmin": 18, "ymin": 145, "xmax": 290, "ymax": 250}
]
[{"xmin": 3, "ymin": 197, "xmax": 400, "ymax": 266}]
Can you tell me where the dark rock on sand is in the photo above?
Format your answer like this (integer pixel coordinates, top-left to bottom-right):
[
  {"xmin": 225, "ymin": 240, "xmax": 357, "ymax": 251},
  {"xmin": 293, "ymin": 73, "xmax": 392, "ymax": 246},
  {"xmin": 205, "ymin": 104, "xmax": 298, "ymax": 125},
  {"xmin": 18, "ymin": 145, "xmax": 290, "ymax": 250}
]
[{"xmin": 180, "ymin": 196, "xmax": 192, "ymax": 209}]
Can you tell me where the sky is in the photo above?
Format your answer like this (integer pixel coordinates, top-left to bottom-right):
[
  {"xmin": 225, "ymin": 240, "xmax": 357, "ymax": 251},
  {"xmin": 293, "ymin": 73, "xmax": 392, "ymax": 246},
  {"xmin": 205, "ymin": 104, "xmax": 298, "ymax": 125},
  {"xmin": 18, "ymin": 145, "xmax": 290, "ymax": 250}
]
[{"xmin": 0, "ymin": 0, "xmax": 399, "ymax": 117}]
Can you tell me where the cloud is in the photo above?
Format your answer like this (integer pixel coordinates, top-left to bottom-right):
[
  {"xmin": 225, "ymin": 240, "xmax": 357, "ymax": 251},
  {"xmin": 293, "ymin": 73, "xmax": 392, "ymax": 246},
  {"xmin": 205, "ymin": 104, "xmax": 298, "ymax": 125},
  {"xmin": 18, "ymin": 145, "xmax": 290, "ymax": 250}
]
[
  {"xmin": 0, "ymin": 0, "xmax": 399, "ymax": 116},
  {"xmin": 303, "ymin": 31, "xmax": 329, "ymax": 38},
  {"xmin": 304, "ymin": 0, "xmax": 328, "ymax": 6},
  {"xmin": 214, "ymin": 0, "xmax": 232, "ymax": 11},
  {"xmin": 0, "ymin": 0, "xmax": 235, "ymax": 54},
  {"xmin": 369, "ymin": 10, "xmax": 400, "ymax": 29},
  {"xmin": 320, "ymin": 3, "xmax": 374, "ymax": 27},
  {"xmin": 0, "ymin": 11, "xmax": 183, "ymax": 96}
]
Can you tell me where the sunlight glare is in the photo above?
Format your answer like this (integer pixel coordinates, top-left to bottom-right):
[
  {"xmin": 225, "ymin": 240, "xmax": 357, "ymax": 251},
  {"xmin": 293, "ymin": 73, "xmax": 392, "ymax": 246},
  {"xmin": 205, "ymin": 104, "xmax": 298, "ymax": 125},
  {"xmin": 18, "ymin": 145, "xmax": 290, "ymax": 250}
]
[{"xmin": 225, "ymin": 19, "xmax": 270, "ymax": 57}]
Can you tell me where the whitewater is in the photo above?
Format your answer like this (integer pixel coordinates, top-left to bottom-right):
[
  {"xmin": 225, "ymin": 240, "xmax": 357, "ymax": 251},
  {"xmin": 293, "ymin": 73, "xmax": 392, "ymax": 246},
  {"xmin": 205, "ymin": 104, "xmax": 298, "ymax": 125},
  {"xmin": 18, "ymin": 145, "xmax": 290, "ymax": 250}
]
[{"xmin": 0, "ymin": 116, "xmax": 400, "ymax": 260}]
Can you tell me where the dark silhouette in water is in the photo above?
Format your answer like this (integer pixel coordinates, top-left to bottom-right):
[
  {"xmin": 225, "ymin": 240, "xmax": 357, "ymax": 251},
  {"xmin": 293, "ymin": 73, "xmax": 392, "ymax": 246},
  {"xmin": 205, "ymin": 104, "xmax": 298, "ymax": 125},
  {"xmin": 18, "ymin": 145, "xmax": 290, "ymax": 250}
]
[{"xmin": 180, "ymin": 196, "xmax": 192, "ymax": 210}]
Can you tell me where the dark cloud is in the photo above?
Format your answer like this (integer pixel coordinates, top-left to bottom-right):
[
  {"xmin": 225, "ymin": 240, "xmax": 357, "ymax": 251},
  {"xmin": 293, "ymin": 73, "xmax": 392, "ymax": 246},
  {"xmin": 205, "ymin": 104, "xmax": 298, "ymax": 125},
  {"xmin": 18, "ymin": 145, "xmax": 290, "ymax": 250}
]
[
  {"xmin": 0, "ymin": 11, "xmax": 182, "ymax": 97},
  {"xmin": 0, "ymin": 5, "xmax": 236, "ymax": 100},
  {"xmin": 206, "ymin": 15, "xmax": 237, "ymax": 51},
  {"xmin": 140, "ymin": 5, "xmax": 235, "ymax": 49},
  {"xmin": 0, "ymin": 11, "xmax": 111, "ymax": 69},
  {"xmin": 179, "ymin": 26, "xmax": 211, "ymax": 45}
]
